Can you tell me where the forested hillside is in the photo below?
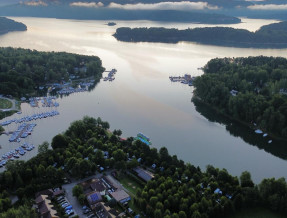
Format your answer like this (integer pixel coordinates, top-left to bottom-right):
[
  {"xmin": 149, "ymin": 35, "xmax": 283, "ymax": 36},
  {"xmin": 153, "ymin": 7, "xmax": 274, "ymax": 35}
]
[
  {"xmin": 0, "ymin": 17, "xmax": 26, "ymax": 35},
  {"xmin": 0, "ymin": 47, "xmax": 104, "ymax": 97},
  {"xmin": 193, "ymin": 56, "xmax": 287, "ymax": 139},
  {"xmin": 114, "ymin": 21, "xmax": 287, "ymax": 48}
]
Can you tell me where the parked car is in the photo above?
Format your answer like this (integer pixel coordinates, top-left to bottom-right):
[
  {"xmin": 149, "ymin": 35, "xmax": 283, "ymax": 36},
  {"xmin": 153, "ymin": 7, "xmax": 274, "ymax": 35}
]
[
  {"xmin": 65, "ymin": 205, "xmax": 73, "ymax": 211},
  {"xmin": 83, "ymin": 209, "xmax": 91, "ymax": 214},
  {"xmin": 59, "ymin": 200, "xmax": 67, "ymax": 205},
  {"xmin": 61, "ymin": 203, "xmax": 69, "ymax": 208},
  {"xmin": 82, "ymin": 205, "xmax": 88, "ymax": 210},
  {"xmin": 57, "ymin": 196, "xmax": 64, "ymax": 201},
  {"xmin": 66, "ymin": 209, "xmax": 74, "ymax": 215}
]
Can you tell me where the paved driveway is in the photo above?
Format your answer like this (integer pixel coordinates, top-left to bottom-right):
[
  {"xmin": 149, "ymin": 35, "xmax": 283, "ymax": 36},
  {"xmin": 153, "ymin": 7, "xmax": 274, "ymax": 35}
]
[{"xmin": 63, "ymin": 172, "xmax": 107, "ymax": 218}]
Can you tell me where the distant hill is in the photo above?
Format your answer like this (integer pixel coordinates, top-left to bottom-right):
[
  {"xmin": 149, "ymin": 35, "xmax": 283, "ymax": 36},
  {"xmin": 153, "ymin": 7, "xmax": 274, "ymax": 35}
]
[
  {"xmin": 0, "ymin": 5, "xmax": 241, "ymax": 24},
  {"xmin": 0, "ymin": 17, "xmax": 27, "ymax": 35},
  {"xmin": 113, "ymin": 21, "xmax": 287, "ymax": 48}
]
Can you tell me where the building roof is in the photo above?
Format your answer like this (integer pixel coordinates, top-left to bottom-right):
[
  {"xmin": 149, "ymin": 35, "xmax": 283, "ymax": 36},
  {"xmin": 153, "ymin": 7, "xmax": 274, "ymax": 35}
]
[
  {"xmin": 36, "ymin": 195, "xmax": 59, "ymax": 218},
  {"xmin": 110, "ymin": 190, "xmax": 130, "ymax": 202},
  {"xmin": 133, "ymin": 167, "xmax": 154, "ymax": 182},
  {"xmin": 86, "ymin": 191, "xmax": 102, "ymax": 206},
  {"xmin": 91, "ymin": 180, "xmax": 106, "ymax": 192}
]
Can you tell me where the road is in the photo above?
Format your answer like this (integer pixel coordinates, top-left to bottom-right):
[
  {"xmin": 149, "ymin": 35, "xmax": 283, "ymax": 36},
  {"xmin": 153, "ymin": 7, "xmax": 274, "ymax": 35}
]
[{"xmin": 0, "ymin": 97, "xmax": 18, "ymax": 112}]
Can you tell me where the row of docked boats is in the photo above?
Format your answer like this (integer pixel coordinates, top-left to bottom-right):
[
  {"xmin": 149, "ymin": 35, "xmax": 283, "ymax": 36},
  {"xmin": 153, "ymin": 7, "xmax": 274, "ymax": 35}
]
[
  {"xmin": 57, "ymin": 87, "xmax": 88, "ymax": 95},
  {"xmin": 255, "ymin": 129, "xmax": 272, "ymax": 143},
  {"xmin": 1, "ymin": 110, "xmax": 60, "ymax": 127},
  {"xmin": 9, "ymin": 123, "xmax": 36, "ymax": 142},
  {"xmin": 29, "ymin": 96, "xmax": 58, "ymax": 108},
  {"xmin": 103, "ymin": 69, "xmax": 117, "ymax": 82},
  {"xmin": 0, "ymin": 143, "xmax": 35, "ymax": 167}
]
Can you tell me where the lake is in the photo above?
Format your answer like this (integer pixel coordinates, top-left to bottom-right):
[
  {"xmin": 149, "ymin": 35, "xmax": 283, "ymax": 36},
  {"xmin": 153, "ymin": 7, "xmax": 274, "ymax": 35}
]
[{"xmin": 0, "ymin": 17, "xmax": 286, "ymax": 183}]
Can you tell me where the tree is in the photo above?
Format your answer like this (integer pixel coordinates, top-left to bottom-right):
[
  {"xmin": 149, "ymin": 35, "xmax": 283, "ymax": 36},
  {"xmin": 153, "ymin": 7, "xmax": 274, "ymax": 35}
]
[
  {"xmin": 51, "ymin": 134, "xmax": 68, "ymax": 150},
  {"xmin": 240, "ymin": 171, "xmax": 254, "ymax": 188},
  {"xmin": 112, "ymin": 149, "xmax": 126, "ymax": 162},
  {"xmin": 72, "ymin": 185, "xmax": 83, "ymax": 198},
  {"xmin": 78, "ymin": 194, "xmax": 86, "ymax": 205},
  {"xmin": 38, "ymin": 141, "xmax": 49, "ymax": 154}
]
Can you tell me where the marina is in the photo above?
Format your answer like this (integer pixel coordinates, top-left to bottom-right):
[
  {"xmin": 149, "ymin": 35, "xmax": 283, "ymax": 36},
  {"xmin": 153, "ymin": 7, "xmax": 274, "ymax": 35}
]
[
  {"xmin": 103, "ymin": 69, "xmax": 117, "ymax": 82},
  {"xmin": 169, "ymin": 74, "xmax": 195, "ymax": 86},
  {"xmin": 9, "ymin": 123, "xmax": 36, "ymax": 142},
  {"xmin": 1, "ymin": 110, "xmax": 60, "ymax": 127},
  {"xmin": 0, "ymin": 142, "xmax": 35, "ymax": 167}
]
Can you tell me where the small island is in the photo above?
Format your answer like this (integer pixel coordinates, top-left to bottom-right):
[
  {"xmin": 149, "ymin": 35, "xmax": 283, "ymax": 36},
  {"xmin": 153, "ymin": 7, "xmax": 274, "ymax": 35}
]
[
  {"xmin": 113, "ymin": 21, "xmax": 287, "ymax": 48},
  {"xmin": 107, "ymin": 22, "xmax": 116, "ymax": 26},
  {"xmin": 193, "ymin": 56, "xmax": 287, "ymax": 140},
  {"xmin": 0, "ymin": 17, "xmax": 27, "ymax": 35}
]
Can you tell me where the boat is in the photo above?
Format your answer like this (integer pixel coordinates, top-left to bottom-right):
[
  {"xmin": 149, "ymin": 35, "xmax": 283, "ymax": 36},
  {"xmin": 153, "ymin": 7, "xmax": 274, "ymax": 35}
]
[
  {"xmin": 255, "ymin": 129, "xmax": 263, "ymax": 134},
  {"xmin": 263, "ymin": 133, "xmax": 268, "ymax": 137},
  {"xmin": 268, "ymin": 140, "xmax": 272, "ymax": 144},
  {"xmin": 135, "ymin": 133, "xmax": 152, "ymax": 146}
]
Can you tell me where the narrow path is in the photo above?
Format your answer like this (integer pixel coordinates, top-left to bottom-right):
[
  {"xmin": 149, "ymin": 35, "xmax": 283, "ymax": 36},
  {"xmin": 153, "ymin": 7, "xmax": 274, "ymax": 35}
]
[{"xmin": 0, "ymin": 97, "xmax": 18, "ymax": 112}]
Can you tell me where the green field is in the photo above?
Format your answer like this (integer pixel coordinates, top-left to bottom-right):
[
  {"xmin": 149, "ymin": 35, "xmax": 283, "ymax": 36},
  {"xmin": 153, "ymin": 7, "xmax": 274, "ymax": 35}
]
[
  {"xmin": 118, "ymin": 175, "xmax": 143, "ymax": 197},
  {"xmin": 0, "ymin": 99, "xmax": 12, "ymax": 109},
  {"xmin": 229, "ymin": 207, "xmax": 286, "ymax": 218}
]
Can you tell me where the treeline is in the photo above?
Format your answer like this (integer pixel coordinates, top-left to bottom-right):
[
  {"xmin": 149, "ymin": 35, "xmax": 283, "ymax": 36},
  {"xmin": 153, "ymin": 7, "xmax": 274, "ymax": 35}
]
[
  {"xmin": 0, "ymin": 5, "xmax": 240, "ymax": 24},
  {"xmin": 0, "ymin": 17, "xmax": 26, "ymax": 35},
  {"xmin": 113, "ymin": 21, "xmax": 287, "ymax": 48},
  {"xmin": 193, "ymin": 56, "xmax": 287, "ymax": 139},
  {"xmin": 0, "ymin": 116, "xmax": 286, "ymax": 217},
  {"xmin": 0, "ymin": 47, "xmax": 104, "ymax": 97}
]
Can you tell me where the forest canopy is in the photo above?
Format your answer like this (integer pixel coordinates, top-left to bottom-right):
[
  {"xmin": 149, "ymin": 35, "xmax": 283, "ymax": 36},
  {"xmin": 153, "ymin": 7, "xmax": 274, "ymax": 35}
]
[
  {"xmin": 0, "ymin": 47, "xmax": 104, "ymax": 97},
  {"xmin": 0, "ymin": 17, "xmax": 27, "ymax": 35},
  {"xmin": 193, "ymin": 56, "xmax": 287, "ymax": 139},
  {"xmin": 114, "ymin": 21, "xmax": 287, "ymax": 48}
]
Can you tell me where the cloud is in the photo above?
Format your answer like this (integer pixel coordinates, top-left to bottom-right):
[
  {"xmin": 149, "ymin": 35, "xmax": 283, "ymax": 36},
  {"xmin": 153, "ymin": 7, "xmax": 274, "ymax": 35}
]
[
  {"xmin": 248, "ymin": 4, "xmax": 287, "ymax": 10},
  {"xmin": 70, "ymin": 1, "xmax": 104, "ymax": 8},
  {"xmin": 22, "ymin": 0, "xmax": 48, "ymax": 6},
  {"xmin": 107, "ymin": 1, "xmax": 219, "ymax": 11}
]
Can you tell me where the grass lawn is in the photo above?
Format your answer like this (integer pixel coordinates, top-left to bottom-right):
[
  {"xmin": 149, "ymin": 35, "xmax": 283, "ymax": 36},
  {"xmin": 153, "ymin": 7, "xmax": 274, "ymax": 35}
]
[
  {"xmin": 0, "ymin": 99, "xmax": 12, "ymax": 109},
  {"xmin": 117, "ymin": 175, "xmax": 144, "ymax": 197},
  {"xmin": 229, "ymin": 207, "xmax": 286, "ymax": 218}
]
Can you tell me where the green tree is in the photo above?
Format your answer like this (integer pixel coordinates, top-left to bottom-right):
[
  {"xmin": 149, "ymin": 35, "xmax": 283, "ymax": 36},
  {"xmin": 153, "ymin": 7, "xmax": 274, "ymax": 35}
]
[
  {"xmin": 38, "ymin": 141, "xmax": 49, "ymax": 154},
  {"xmin": 72, "ymin": 185, "xmax": 83, "ymax": 198}
]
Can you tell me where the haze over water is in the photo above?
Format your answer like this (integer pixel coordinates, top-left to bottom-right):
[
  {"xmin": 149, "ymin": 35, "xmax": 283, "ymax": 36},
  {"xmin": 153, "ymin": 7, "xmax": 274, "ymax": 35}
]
[{"xmin": 0, "ymin": 17, "xmax": 286, "ymax": 182}]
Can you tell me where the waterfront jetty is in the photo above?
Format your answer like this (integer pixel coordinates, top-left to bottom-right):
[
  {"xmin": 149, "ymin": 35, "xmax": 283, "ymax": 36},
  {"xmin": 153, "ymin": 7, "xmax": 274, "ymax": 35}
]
[
  {"xmin": 9, "ymin": 123, "xmax": 36, "ymax": 142},
  {"xmin": 169, "ymin": 74, "xmax": 195, "ymax": 86},
  {"xmin": 103, "ymin": 69, "xmax": 117, "ymax": 82}
]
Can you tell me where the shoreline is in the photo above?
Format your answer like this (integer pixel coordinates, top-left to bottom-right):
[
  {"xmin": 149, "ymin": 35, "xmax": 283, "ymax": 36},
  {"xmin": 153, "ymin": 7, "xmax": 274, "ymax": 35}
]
[{"xmin": 192, "ymin": 96, "xmax": 287, "ymax": 143}]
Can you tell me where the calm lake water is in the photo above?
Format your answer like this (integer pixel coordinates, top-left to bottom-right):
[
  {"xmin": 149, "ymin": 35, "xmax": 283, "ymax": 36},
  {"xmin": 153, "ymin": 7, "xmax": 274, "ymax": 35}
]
[{"xmin": 0, "ymin": 17, "xmax": 286, "ymax": 182}]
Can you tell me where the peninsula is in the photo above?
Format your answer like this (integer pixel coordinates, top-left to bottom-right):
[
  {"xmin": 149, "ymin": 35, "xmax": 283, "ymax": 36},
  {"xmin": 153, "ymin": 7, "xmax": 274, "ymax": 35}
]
[
  {"xmin": 0, "ymin": 117, "xmax": 286, "ymax": 217},
  {"xmin": 193, "ymin": 56, "xmax": 287, "ymax": 140},
  {"xmin": 0, "ymin": 17, "xmax": 27, "ymax": 35}
]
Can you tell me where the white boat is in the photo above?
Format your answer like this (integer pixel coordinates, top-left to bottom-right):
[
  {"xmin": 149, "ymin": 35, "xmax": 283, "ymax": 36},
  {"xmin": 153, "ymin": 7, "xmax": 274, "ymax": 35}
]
[
  {"xmin": 268, "ymin": 140, "xmax": 272, "ymax": 144},
  {"xmin": 263, "ymin": 133, "xmax": 268, "ymax": 137},
  {"xmin": 255, "ymin": 129, "xmax": 263, "ymax": 134}
]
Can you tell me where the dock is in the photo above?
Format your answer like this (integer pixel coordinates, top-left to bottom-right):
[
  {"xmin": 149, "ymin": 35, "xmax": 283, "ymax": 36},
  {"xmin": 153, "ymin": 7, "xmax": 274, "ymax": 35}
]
[{"xmin": 103, "ymin": 69, "xmax": 117, "ymax": 82}]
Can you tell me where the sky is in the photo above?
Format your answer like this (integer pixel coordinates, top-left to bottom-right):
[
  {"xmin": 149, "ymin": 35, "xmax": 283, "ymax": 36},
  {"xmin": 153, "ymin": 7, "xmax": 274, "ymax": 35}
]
[{"xmin": 1, "ymin": 0, "xmax": 287, "ymax": 11}]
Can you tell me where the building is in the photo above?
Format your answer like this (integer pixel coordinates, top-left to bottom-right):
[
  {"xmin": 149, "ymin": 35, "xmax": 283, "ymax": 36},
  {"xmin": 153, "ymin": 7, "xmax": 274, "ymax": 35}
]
[
  {"xmin": 94, "ymin": 202, "xmax": 122, "ymax": 218},
  {"xmin": 133, "ymin": 167, "xmax": 154, "ymax": 182},
  {"xmin": 110, "ymin": 190, "xmax": 131, "ymax": 204},
  {"xmin": 86, "ymin": 191, "xmax": 103, "ymax": 209},
  {"xmin": 35, "ymin": 195, "xmax": 59, "ymax": 218}
]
